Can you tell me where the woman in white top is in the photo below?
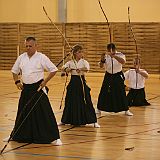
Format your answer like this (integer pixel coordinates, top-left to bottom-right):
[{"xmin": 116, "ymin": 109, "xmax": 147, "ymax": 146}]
[
  {"xmin": 5, "ymin": 37, "xmax": 62, "ymax": 145},
  {"xmin": 124, "ymin": 58, "xmax": 150, "ymax": 106},
  {"xmin": 59, "ymin": 44, "xmax": 100, "ymax": 127},
  {"xmin": 97, "ymin": 43, "xmax": 133, "ymax": 116}
]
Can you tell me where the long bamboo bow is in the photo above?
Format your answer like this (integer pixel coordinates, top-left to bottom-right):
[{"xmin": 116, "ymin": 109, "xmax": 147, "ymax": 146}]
[
  {"xmin": 98, "ymin": 0, "xmax": 112, "ymax": 43},
  {"xmin": 128, "ymin": 6, "xmax": 140, "ymax": 88},
  {"xmin": 98, "ymin": 0, "xmax": 114, "ymax": 75},
  {"xmin": 128, "ymin": 7, "xmax": 139, "ymax": 59},
  {"xmin": 43, "ymin": 6, "xmax": 87, "ymax": 105}
]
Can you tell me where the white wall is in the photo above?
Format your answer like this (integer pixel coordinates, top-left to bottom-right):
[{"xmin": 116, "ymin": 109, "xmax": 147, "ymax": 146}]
[
  {"xmin": 0, "ymin": 0, "xmax": 159, "ymax": 23},
  {"xmin": 67, "ymin": 0, "xmax": 160, "ymax": 22},
  {"xmin": 0, "ymin": 0, "xmax": 58, "ymax": 22}
]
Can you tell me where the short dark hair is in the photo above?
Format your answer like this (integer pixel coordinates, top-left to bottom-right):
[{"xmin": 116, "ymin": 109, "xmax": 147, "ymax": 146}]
[
  {"xmin": 71, "ymin": 44, "xmax": 83, "ymax": 54},
  {"xmin": 107, "ymin": 43, "xmax": 116, "ymax": 50},
  {"xmin": 25, "ymin": 36, "xmax": 36, "ymax": 42}
]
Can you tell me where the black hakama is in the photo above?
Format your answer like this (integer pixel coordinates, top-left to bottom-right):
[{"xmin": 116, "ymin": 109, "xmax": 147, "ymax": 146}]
[
  {"xmin": 97, "ymin": 71, "xmax": 128, "ymax": 112},
  {"xmin": 12, "ymin": 80, "xmax": 60, "ymax": 144},
  {"xmin": 61, "ymin": 75, "xmax": 97, "ymax": 125},
  {"xmin": 127, "ymin": 88, "xmax": 150, "ymax": 106}
]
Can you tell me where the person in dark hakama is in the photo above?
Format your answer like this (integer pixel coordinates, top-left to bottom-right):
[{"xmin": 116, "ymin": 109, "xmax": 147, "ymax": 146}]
[
  {"xmin": 3, "ymin": 37, "xmax": 62, "ymax": 145},
  {"xmin": 59, "ymin": 44, "xmax": 100, "ymax": 128},
  {"xmin": 124, "ymin": 58, "xmax": 150, "ymax": 106},
  {"xmin": 96, "ymin": 43, "xmax": 133, "ymax": 116}
]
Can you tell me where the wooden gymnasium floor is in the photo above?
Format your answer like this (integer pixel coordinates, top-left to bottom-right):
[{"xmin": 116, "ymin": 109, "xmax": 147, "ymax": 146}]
[{"xmin": 0, "ymin": 70, "xmax": 160, "ymax": 160}]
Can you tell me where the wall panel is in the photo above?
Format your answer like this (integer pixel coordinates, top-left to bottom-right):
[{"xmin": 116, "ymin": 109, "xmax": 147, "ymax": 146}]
[{"xmin": 0, "ymin": 22, "xmax": 159, "ymax": 74}]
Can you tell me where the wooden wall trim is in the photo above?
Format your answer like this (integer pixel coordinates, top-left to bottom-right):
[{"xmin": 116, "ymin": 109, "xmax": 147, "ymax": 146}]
[{"xmin": 0, "ymin": 22, "xmax": 159, "ymax": 74}]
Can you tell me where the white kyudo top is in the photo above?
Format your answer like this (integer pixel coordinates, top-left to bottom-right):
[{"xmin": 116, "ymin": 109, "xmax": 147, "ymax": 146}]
[
  {"xmin": 104, "ymin": 51, "xmax": 126, "ymax": 74},
  {"xmin": 63, "ymin": 59, "xmax": 90, "ymax": 75},
  {"xmin": 124, "ymin": 69, "xmax": 148, "ymax": 89},
  {"xmin": 11, "ymin": 51, "xmax": 58, "ymax": 84}
]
